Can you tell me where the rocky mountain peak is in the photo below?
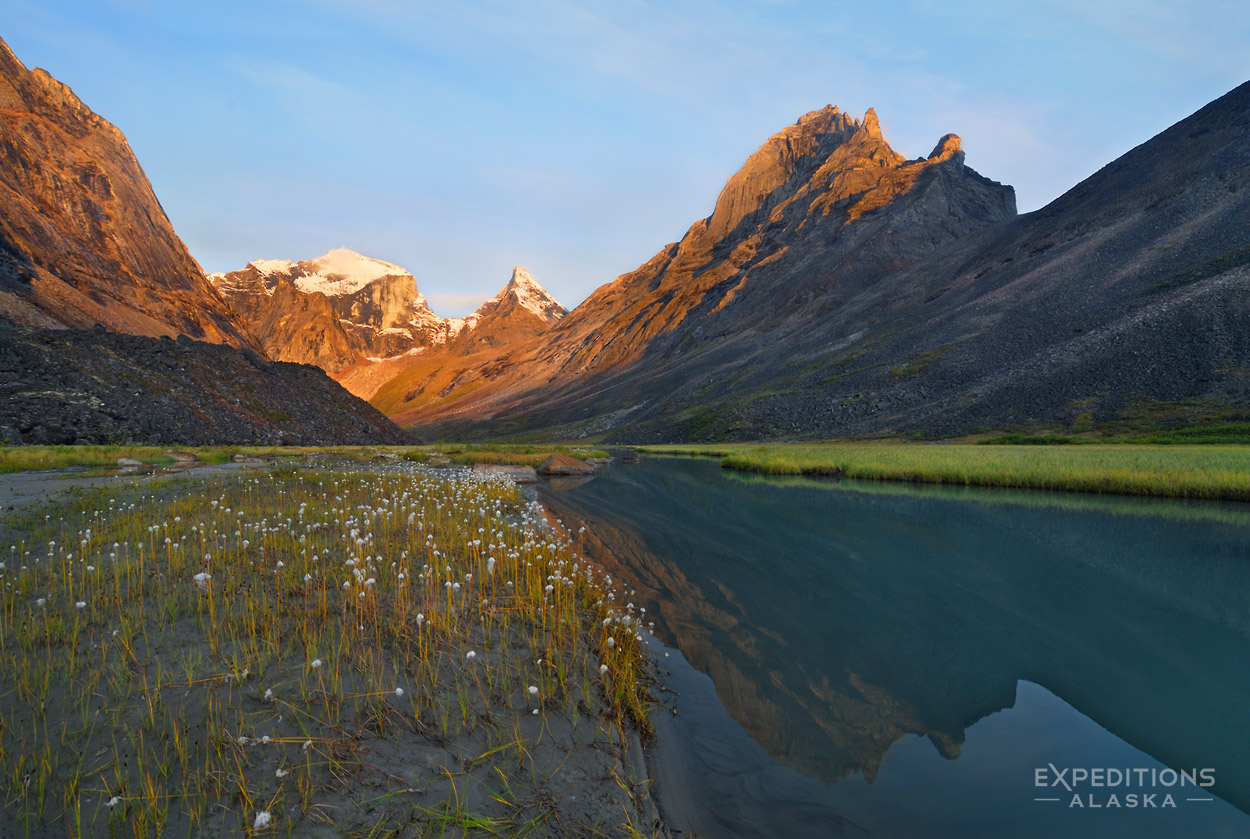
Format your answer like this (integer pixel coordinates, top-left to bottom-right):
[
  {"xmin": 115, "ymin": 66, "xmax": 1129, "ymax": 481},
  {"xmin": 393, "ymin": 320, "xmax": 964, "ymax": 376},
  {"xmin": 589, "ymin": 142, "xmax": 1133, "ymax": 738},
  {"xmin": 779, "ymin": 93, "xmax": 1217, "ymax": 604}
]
[
  {"xmin": 291, "ymin": 248, "xmax": 413, "ymax": 297},
  {"xmin": 860, "ymin": 106, "xmax": 883, "ymax": 139},
  {"xmin": 927, "ymin": 133, "xmax": 964, "ymax": 163},
  {"xmin": 704, "ymin": 103, "xmax": 888, "ymax": 241},
  {"xmin": 496, "ymin": 266, "xmax": 566, "ymax": 324}
]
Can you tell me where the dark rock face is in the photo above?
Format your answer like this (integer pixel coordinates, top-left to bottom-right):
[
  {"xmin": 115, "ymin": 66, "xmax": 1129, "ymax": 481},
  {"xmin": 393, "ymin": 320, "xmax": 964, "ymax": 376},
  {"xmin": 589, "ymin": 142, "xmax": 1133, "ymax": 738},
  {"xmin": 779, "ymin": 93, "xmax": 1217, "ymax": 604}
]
[
  {"xmin": 0, "ymin": 324, "xmax": 411, "ymax": 445},
  {"xmin": 0, "ymin": 38, "xmax": 259, "ymax": 350}
]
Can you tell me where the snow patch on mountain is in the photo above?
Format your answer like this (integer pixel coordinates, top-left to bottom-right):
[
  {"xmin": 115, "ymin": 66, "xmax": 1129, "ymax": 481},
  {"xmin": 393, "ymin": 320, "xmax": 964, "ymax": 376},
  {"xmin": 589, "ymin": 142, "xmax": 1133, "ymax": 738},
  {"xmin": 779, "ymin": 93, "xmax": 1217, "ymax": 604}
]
[{"xmin": 291, "ymin": 248, "xmax": 412, "ymax": 297}]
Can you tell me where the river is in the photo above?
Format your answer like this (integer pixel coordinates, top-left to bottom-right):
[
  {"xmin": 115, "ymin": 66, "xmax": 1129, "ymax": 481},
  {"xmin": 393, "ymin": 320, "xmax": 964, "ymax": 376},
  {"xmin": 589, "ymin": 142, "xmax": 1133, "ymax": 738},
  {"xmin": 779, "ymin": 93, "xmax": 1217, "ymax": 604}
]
[{"xmin": 536, "ymin": 456, "xmax": 1250, "ymax": 838}]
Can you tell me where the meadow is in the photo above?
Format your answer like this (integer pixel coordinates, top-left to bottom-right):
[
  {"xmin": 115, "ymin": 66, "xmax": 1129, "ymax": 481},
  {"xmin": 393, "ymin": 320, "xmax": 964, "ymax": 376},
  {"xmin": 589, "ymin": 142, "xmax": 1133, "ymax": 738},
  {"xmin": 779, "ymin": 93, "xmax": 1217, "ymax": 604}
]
[
  {"xmin": 639, "ymin": 442, "xmax": 1250, "ymax": 502},
  {"xmin": 0, "ymin": 444, "xmax": 609, "ymax": 474},
  {"xmin": 0, "ymin": 462, "xmax": 656, "ymax": 837}
]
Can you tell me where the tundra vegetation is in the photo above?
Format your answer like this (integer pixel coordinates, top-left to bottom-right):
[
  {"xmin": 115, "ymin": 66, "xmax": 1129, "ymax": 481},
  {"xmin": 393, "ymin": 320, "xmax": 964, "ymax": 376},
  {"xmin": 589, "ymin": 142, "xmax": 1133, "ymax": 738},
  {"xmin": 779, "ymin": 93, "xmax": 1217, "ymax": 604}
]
[
  {"xmin": 640, "ymin": 442, "xmax": 1250, "ymax": 502},
  {"xmin": 0, "ymin": 463, "xmax": 656, "ymax": 837}
]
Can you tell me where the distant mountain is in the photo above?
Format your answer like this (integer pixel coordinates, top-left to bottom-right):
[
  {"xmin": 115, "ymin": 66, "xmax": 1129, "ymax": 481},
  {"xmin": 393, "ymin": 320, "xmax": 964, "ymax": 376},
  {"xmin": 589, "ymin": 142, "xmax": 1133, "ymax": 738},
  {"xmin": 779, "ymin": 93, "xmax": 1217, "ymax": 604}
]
[
  {"xmin": 380, "ymin": 106, "xmax": 1020, "ymax": 435},
  {"xmin": 0, "ymin": 37, "xmax": 259, "ymax": 350},
  {"xmin": 212, "ymin": 254, "xmax": 567, "ymax": 392}
]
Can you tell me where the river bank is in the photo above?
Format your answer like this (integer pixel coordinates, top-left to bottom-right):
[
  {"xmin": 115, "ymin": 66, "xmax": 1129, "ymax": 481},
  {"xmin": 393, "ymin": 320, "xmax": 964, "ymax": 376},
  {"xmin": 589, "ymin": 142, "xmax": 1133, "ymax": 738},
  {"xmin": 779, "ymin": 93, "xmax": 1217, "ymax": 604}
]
[{"xmin": 639, "ymin": 442, "xmax": 1250, "ymax": 501}]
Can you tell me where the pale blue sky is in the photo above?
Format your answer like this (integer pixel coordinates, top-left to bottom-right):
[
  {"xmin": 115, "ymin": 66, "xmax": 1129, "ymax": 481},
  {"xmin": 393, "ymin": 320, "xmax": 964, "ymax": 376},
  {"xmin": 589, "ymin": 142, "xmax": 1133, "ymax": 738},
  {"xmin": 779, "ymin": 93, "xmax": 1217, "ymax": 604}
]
[{"xmin": 6, "ymin": 1, "xmax": 1248, "ymax": 314}]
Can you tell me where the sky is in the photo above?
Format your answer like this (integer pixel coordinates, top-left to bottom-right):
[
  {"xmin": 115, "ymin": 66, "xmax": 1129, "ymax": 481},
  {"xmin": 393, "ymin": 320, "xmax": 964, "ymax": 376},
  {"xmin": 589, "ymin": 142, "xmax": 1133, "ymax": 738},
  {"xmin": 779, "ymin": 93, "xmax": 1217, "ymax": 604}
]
[{"xmin": 5, "ymin": 1, "xmax": 1249, "ymax": 315}]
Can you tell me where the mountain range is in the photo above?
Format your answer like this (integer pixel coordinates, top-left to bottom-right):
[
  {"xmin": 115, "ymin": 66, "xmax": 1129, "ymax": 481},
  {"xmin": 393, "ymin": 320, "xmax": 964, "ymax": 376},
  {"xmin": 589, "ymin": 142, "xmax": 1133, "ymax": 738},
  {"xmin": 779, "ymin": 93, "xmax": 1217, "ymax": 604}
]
[{"xmin": 1, "ymin": 31, "xmax": 1247, "ymax": 444}]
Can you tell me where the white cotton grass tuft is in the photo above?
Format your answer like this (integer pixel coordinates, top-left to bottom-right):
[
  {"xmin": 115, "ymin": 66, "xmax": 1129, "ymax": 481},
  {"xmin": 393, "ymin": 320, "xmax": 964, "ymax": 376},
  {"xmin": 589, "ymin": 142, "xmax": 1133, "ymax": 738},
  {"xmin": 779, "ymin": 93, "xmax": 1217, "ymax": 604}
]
[
  {"xmin": 275, "ymin": 768, "xmax": 290, "ymax": 778},
  {"xmin": 395, "ymin": 687, "xmax": 404, "ymax": 697},
  {"xmin": 465, "ymin": 650, "xmax": 476, "ymax": 661},
  {"xmin": 193, "ymin": 572, "xmax": 211, "ymax": 591},
  {"xmin": 253, "ymin": 810, "xmax": 271, "ymax": 829},
  {"xmin": 310, "ymin": 658, "xmax": 323, "ymax": 670},
  {"xmin": 75, "ymin": 601, "xmax": 86, "ymax": 610},
  {"xmin": 599, "ymin": 664, "xmax": 609, "ymax": 675},
  {"xmin": 106, "ymin": 795, "xmax": 121, "ymax": 807},
  {"xmin": 528, "ymin": 685, "xmax": 539, "ymax": 697}
]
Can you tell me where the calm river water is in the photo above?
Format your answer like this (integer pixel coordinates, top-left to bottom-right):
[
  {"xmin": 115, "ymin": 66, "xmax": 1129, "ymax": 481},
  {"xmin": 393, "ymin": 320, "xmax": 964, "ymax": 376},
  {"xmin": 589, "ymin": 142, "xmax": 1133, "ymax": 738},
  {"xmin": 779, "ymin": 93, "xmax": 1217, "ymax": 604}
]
[{"xmin": 537, "ymin": 456, "xmax": 1250, "ymax": 838}]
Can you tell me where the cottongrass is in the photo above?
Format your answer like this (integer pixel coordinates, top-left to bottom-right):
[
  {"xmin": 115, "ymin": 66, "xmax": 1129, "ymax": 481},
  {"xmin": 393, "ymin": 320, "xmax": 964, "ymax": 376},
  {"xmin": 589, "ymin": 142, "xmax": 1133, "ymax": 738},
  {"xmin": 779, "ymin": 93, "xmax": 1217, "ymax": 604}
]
[{"xmin": 0, "ymin": 462, "xmax": 654, "ymax": 836}]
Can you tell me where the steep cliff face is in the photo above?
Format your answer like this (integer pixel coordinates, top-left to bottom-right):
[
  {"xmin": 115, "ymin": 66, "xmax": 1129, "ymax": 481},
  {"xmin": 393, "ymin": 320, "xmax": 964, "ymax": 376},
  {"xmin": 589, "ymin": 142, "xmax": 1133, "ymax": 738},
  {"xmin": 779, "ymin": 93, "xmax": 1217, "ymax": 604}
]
[
  {"xmin": 0, "ymin": 37, "xmax": 258, "ymax": 349},
  {"xmin": 380, "ymin": 106, "xmax": 1017, "ymax": 432}
]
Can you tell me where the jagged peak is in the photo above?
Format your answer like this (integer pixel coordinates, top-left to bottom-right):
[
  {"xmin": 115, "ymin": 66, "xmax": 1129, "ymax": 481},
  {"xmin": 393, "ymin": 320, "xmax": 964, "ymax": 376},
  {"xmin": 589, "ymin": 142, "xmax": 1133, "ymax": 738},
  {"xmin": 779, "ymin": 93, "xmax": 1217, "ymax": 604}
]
[
  {"xmin": 927, "ymin": 133, "xmax": 964, "ymax": 163},
  {"xmin": 861, "ymin": 107, "xmax": 883, "ymax": 140},
  {"xmin": 490, "ymin": 266, "xmax": 566, "ymax": 323}
]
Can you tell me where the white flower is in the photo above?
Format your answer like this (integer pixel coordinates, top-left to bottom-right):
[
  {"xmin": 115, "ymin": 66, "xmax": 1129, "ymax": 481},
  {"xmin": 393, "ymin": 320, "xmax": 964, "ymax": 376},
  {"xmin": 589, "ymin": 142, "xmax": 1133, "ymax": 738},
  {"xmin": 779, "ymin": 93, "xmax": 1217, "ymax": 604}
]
[{"xmin": 253, "ymin": 810, "xmax": 271, "ymax": 829}]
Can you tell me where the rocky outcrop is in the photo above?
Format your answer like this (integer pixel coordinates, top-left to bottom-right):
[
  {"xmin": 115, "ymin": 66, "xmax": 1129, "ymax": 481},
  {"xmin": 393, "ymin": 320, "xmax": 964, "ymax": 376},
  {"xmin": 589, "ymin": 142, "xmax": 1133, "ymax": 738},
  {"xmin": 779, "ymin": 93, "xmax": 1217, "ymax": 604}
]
[
  {"xmin": 537, "ymin": 454, "xmax": 597, "ymax": 475},
  {"xmin": 0, "ymin": 323, "xmax": 411, "ymax": 445},
  {"xmin": 0, "ymin": 37, "xmax": 259, "ymax": 349}
]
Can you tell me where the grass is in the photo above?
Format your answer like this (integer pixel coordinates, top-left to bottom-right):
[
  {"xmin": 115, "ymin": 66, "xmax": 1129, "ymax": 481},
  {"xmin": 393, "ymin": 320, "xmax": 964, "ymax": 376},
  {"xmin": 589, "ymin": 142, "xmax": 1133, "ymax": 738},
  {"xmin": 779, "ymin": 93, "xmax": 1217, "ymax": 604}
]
[
  {"xmin": 638, "ymin": 442, "xmax": 1250, "ymax": 502},
  {"xmin": 0, "ymin": 463, "xmax": 656, "ymax": 836},
  {"xmin": 0, "ymin": 444, "xmax": 611, "ymax": 474},
  {"xmin": 403, "ymin": 445, "xmax": 611, "ymax": 468}
]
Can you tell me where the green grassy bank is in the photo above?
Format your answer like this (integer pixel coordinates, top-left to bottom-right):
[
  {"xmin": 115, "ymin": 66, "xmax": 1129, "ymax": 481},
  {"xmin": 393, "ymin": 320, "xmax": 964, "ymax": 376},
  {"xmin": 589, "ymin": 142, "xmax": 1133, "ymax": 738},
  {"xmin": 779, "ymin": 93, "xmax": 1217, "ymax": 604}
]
[
  {"xmin": 638, "ymin": 442, "xmax": 1250, "ymax": 502},
  {"xmin": 0, "ymin": 444, "xmax": 609, "ymax": 474}
]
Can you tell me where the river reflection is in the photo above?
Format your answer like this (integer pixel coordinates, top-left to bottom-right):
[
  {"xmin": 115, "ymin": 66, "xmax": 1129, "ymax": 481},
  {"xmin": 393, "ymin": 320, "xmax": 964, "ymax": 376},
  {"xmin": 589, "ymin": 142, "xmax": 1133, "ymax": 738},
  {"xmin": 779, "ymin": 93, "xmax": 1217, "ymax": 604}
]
[{"xmin": 537, "ymin": 457, "xmax": 1250, "ymax": 838}]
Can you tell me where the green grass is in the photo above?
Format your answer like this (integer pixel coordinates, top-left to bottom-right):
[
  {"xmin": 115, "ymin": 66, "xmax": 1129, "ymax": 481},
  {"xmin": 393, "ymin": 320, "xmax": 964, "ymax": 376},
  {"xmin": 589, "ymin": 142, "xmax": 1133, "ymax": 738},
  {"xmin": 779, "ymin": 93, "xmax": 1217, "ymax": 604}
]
[
  {"xmin": 0, "ymin": 444, "xmax": 611, "ymax": 474},
  {"xmin": 403, "ymin": 444, "xmax": 610, "ymax": 468},
  {"xmin": 0, "ymin": 465, "xmax": 655, "ymax": 836},
  {"xmin": 638, "ymin": 442, "xmax": 1250, "ymax": 502}
]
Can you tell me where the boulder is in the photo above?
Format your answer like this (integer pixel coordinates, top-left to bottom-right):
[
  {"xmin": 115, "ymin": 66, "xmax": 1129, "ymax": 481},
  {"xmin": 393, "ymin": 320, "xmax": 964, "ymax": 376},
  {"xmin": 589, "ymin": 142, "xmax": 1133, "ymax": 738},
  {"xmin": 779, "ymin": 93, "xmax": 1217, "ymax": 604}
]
[{"xmin": 537, "ymin": 454, "xmax": 597, "ymax": 476}]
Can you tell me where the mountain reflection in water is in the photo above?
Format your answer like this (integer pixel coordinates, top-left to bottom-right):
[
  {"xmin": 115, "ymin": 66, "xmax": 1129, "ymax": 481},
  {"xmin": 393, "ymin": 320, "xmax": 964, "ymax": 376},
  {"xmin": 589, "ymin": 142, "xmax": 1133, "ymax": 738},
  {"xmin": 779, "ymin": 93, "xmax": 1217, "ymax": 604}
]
[{"xmin": 536, "ymin": 457, "xmax": 1250, "ymax": 837}]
